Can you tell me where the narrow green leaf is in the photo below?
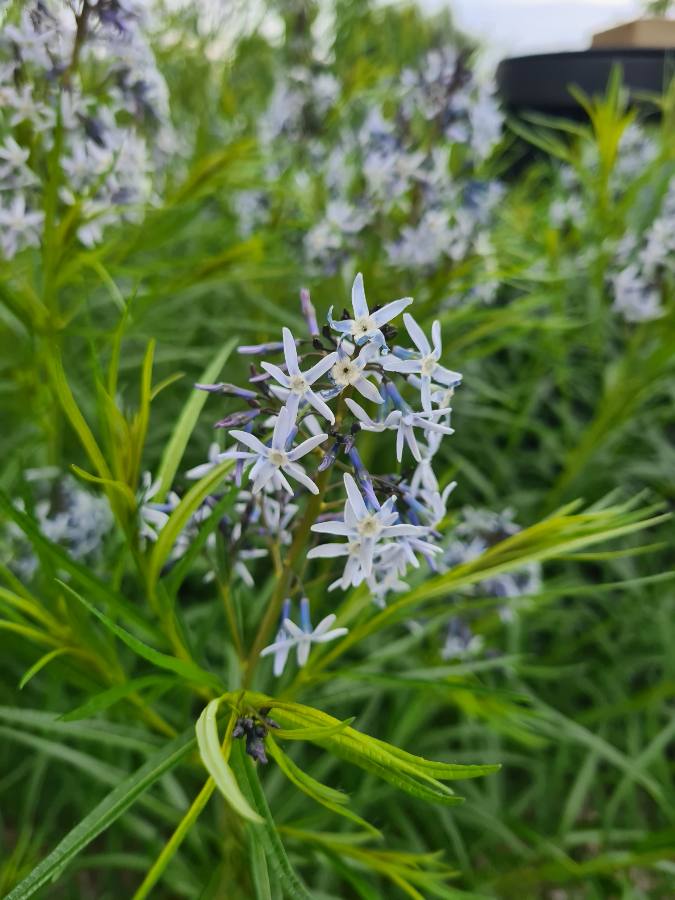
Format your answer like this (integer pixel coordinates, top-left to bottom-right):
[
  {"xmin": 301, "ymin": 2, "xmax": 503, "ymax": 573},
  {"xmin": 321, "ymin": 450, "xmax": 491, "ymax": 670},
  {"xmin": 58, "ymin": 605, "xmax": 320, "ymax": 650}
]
[
  {"xmin": 273, "ymin": 717, "xmax": 355, "ymax": 741},
  {"xmin": 131, "ymin": 776, "xmax": 216, "ymax": 900},
  {"xmin": 70, "ymin": 464, "xmax": 136, "ymax": 509},
  {"xmin": 147, "ymin": 459, "xmax": 233, "ymax": 588},
  {"xmin": 19, "ymin": 648, "xmax": 73, "ymax": 689},
  {"xmin": 266, "ymin": 735, "xmax": 381, "ymax": 837},
  {"xmin": 195, "ymin": 698, "xmax": 262, "ymax": 824},
  {"xmin": 246, "ymin": 695, "xmax": 471, "ymax": 806},
  {"xmin": 248, "ymin": 824, "xmax": 273, "ymax": 900},
  {"xmin": 58, "ymin": 580, "xmax": 222, "ymax": 691},
  {"xmin": 154, "ymin": 338, "xmax": 236, "ymax": 502},
  {"xmin": 44, "ymin": 350, "xmax": 111, "ymax": 480},
  {"xmin": 4, "ymin": 727, "xmax": 196, "ymax": 900},
  {"xmin": 232, "ymin": 742, "xmax": 313, "ymax": 899},
  {"xmin": 60, "ymin": 675, "xmax": 178, "ymax": 722}
]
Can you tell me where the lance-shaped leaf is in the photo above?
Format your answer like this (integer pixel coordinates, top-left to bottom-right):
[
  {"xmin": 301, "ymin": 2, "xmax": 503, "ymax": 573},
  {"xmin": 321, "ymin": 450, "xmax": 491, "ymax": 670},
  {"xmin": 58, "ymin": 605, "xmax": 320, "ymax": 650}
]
[
  {"xmin": 195, "ymin": 698, "xmax": 263, "ymax": 824},
  {"xmin": 266, "ymin": 734, "xmax": 381, "ymax": 837}
]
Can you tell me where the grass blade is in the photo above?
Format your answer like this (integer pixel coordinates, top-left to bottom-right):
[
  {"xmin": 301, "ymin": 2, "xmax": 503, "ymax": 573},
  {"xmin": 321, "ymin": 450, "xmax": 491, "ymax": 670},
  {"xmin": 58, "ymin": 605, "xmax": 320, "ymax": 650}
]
[
  {"xmin": 153, "ymin": 338, "xmax": 237, "ymax": 502},
  {"xmin": 4, "ymin": 727, "xmax": 196, "ymax": 900}
]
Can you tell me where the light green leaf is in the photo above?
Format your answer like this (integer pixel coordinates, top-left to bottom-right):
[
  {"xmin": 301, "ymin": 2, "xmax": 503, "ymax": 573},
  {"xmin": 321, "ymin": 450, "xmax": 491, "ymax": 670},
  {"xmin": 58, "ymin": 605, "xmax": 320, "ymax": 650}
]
[
  {"xmin": 153, "ymin": 338, "xmax": 236, "ymax": 502},
  {"xmin": 273, "ymin": 717, "xmax": 355, "ymax": 741},
  {"xmin": 195, "ymin": 698, "xmax": 262, "ymax": 824},
  {"xmin": 266, "ymin": 735, "xmax": 381, "ymax": 837},
  {"xmin": 58, "ymin": 580, "xmax": 222, "ymax": 691},
  {"xmin": 19, "ymin": 648, "xmax": 73, "ymax": 689}
]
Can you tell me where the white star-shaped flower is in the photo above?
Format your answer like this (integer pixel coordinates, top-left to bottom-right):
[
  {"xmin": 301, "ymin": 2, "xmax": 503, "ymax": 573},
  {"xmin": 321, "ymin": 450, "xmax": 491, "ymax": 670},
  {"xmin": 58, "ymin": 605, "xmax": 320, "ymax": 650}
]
[
  {"xmin": 330, "ymin": 343, "xmax": 383, "ymax": 404},
  {"xmin": 261, "ymin": 597, "xmax": 348, "ymax": 672},
  {"xmin": 328, "ymin": 273, "xmax": 412, "ymax": 351},
  {"xmin": 0, "ymin": 137, "xmax": 30, "ymax": 173},
  {"xmin": 0, "ymin": 194, "xmax": 44, "ymax": 258},
  {"xmin": 308, "ymin": 473, "xmax": 428, "ymax": 582},
  {"xmin": 345, "ymin": 398, "xmax": 454, "ymax": 462},
  {"xmin": 261, "ymin": 327, "xmax": 337, "ymax": 423},
  {"xmin": 382, "ymin": 314, "xmax": 462, "ymax": 411},
  {"xmin": 227, "ymin": 406, "xmax": 327, "ymax": 496},
  {"xmin": 137, "ymin": 473, "xmax": 179, "ymax": 543}
]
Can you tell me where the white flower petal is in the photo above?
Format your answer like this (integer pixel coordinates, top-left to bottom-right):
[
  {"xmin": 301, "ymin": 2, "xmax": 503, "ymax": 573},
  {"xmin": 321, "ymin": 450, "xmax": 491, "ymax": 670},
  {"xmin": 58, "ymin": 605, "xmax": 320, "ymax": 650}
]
[
  {"xmin": 370, "ymin": 296, "xmax": 413, "ymax": 327},
  {"xmin": 354, "ymin": 377, "xmax": 383, "ymax": 404},
  {"xmin": 403, "ymin": 312, "xmax": 431, "ymax": 355},
  {"xmin": 307, "ymin": 543, "xmax": 350, "ymax": 558},
  {"xmin": 287, "ymin": 433, "xmax": 327, "ymax": 461},
  {"xmin": 261, "ymin": 361, "xmax": 291, "ymax": 388},
  {"xmin": 284, "ymin": 462, "xmax": 319, "ymax": 494},
  {"xmin": 305, "ymin": 390, "xmax": 335, "ymax": 424},
  {"xmin": 311, "ymin": 520, "xmax": 353, "ymax": 536},
  {"xmin": 431, "ymin": 320, "xmax": 442, "ymax": 357},
  {"xmin": 272, "ymin": 405, "xmax": 293, "ymax": 450},
  {"xmin": 230, "ymin": 430, "xmax": 269, "ymax": 455},
  {"xmin": 304, "ymin": 352, "xmax": 338, "ymax": 384},
  {"xmin": 313, "ymin": 627, "xmax": 348, "ymax": 643},
  {"xmin": 282, "ymin": 327, "xmax": 300, "ymax": 375},
  {"xmin": 344, "ymin": 473, "xmax": 368, "ymax": 520},
  {"xmin": 351, "ymin": 272, "xmax": 368, "ymax": 318}
]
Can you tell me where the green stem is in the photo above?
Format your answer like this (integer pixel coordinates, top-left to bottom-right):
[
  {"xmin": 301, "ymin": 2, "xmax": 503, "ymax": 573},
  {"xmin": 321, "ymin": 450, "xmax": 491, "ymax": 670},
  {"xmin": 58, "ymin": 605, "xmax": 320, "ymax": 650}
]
[
  {"xmin": 132, "ymin": 777, "xmax": 215, "ymax": 899},
  {"xmin": 131, "ymin": 711, "xmax": 237, "ymax": 899}
]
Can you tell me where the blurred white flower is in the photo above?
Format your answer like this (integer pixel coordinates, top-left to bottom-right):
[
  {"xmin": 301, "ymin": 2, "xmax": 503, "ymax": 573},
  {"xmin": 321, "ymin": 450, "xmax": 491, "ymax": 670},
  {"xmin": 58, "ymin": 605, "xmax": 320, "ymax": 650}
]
[{"xmin": 0, "ymin": 194, "xmax": 44, "ymax": 258}]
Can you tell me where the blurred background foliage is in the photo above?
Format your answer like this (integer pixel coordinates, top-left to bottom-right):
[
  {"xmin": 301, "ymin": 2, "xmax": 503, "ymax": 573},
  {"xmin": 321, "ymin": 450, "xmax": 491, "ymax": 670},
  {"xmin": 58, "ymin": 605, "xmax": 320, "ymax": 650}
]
[{"xmin": 0, "ymin": 0, "xmax": 674, "ymax": 897}]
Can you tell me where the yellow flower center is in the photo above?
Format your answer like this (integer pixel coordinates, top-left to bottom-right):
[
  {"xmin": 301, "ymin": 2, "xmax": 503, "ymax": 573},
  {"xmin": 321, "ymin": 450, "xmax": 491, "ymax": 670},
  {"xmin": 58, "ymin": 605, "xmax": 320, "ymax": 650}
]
[
  {"xmin": 351, "ymin": 315, "xmax": 376, "ymax": 337},
  {"xmin": 357, "ymin": 514, "xmax": 381, "ymax": 538},
  {"xmin": 289, "ymin": 374, "xmax": 308, "ymax": 395},
  {"xmin": 332, "ymin": 359, "xmax": 359, "ymax": 387},
  {"xmin": 268, "ymin": 449, "xmax": 288, "ymax": 467},
  {"xmin": 420, "ymin": 355, "xmax": 437, "ymax": 377}
]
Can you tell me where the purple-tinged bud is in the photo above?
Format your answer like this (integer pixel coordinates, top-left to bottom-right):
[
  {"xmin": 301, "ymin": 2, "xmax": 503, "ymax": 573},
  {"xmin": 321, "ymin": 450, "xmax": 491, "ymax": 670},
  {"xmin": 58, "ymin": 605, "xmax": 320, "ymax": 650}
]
[
  {"xmin": 342, "ymin": 433, "xmax": 356, "ymax": 453},
  {"xmin": 385, "ymin": 380, "xmax": 409, "ymax": 412},
  {"xmin": 391, "ymin": 346, "xmax": 416, "ymax": 360},
  {"xmin": 248, "ymin": 372, "xmax": 270, "ymax": 385},
  {"xmin": 321, "ymin": 324, "xmax": 338, "ymax": 347},
  {"xmin": 318, "ymin": 441, "xmax": 339, "ymax": 471},
  {"xmin": 245, "ymin": 735, "xmax": 268, "ymax": 764},
  {"xmin": 348, "ymin": 447, "xmax": 380, "ymax": 511},
  {"xmin": 214, "ymin": 409, "xmax": 261, "ymax": 429},
  {"xmin": 238, "ymin": 341, "xmax": 285, "ymax": 356},
  {"xmin": 81, "ymin": 115, "xmax": 106, "ymax": 147},
  {"xmin": 195, "ymin": 382, "xmax": 225, "ymax": 393},
  {"xmin": 300, "ymin": 288, "xmax": 319, "ymax": 336},
  {"xmin": 299, "ymin": 597, "xmax": 311, "ymax": 632},
  {"xmin": 234, "ymin": 458, "xmax": 245, "ymax": 486},
  {"xmin": 402, "ymin": 490, "xmax": 426, "ymax": 522},
  {"xmin": 195, "ymin": 382, "xmax": 258, "ymax": 399}
]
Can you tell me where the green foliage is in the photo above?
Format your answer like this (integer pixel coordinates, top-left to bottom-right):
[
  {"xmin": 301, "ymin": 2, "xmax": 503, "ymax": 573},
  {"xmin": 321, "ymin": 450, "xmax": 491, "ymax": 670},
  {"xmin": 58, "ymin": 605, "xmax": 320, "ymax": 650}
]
[{"xmin": 1, "ymin": 1, "xmax": 674, "ymax": 898}]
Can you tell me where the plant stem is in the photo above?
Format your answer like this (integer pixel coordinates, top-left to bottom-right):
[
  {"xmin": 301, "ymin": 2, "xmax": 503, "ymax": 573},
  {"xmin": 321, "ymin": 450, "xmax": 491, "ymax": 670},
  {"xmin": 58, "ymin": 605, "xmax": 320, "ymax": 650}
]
[{"xmin": 131, "ymin": 710, "xmax": 238, "ymax": 899}]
